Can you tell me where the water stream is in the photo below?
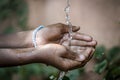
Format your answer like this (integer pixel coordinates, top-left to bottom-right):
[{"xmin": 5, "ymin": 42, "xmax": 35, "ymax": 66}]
[{"xmin": 57, "ymin": 0, "xmax": 73, "ymax": 80}]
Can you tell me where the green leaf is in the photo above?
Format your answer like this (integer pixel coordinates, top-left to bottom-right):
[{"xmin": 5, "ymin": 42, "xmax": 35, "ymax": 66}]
[
  {"xmin": 94, "ymin": 60, "xmax": 108, "ymax": 74},
  {"xmin": 107, "ymin": 46, "xmax": 120, "ymax": 62},
  {"xmin": 94, "ymin": 46, "xmax": 106, "ymax": 60}
]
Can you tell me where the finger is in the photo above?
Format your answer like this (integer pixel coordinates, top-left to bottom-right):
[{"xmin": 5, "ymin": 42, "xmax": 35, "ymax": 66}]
[
  {"xmin": 71, "ymin": 46, "xmax": 86, "ymax": 50},
  {"xmin": 72, "ymin": 32, "xmax": 92, "ymax": 42},
  {"xmin": 61, "ymin": 39, "xmax": 96, "ymax": 50},
  {"xmin": 86, "ymin": 48, "xmax": 95, "ymax": 62},
  {"xmin": 61, "ymin": 33, "xmax": 97, "ymax": 47},
  {"xmin": 70, "ymin": 46, "xmax": 86, "ymax": 53},
  {"xmin": 81, "ymin": 47, "xmax": 92, "ymax": 58},
  {"xmin": 93, "ymin": 40, "xmax": 97, "ymax": 48},
  {"xmin": 61, "ymin": 33, "xmax": 92, "ymax": 42},
  {"xmin": 70, "ymin": 40, "xmax": 97, "ymax": 47},
  {"xmin": 75, "ymin": 47, "xmax": 93, "ymax": 62}
]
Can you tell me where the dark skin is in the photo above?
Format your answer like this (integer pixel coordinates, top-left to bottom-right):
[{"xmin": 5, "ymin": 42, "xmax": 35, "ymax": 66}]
[{"xmin": 0, "ymin": 23, "xmax": 97, "ymax": 71}]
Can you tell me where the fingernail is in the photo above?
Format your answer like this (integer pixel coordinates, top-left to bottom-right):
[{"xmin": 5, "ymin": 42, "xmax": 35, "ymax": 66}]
[
  {"xmin": 92, "ymin": 40, "xmax": 97, "ymax": 45},
  {"xmin": 73, "ymin": 26, "xmax": 80, "ymax": 31}
]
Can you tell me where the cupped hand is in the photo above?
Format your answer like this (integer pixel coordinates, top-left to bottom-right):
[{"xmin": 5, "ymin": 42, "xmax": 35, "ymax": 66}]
[{"xmin": 34, "ymin": 41, "xmax": 96, "ymax": 71}]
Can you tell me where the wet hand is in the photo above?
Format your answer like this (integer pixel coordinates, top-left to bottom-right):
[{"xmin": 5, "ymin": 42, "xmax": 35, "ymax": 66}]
[
  {"xmin": 35, "ymin": 23, "xmax": 80, "ymax": 45},
  {"xmin": 34, "ymin": 39, "xmax": 96, "ymax": 71}
]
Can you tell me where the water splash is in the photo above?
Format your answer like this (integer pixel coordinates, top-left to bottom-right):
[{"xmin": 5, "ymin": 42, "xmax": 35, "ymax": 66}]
[{"xmin": 57, "ymin": 71, "xmax": 66, "ymax": 80}]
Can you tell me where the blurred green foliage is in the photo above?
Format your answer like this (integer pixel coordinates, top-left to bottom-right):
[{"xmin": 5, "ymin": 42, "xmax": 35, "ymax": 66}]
[
  {"xmin": 0, "ymin": 0, "xmax": 28, "ymax": 34},
  {"xmin": 94, "ymin": 46, "xmax": 120, "ymax": 80},
  {"xmin": 0, "ymin": 64, "xmax": 84, "ymax": 80}
]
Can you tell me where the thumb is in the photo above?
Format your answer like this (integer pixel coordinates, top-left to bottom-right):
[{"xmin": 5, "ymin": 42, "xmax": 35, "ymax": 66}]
[
  {"xmin": 62, "ymin": 24, "xmax": 80, "ymax": 33},
  {"xmin": 72, "ymin": 26, "xmax": 80, "ymax": 32}
]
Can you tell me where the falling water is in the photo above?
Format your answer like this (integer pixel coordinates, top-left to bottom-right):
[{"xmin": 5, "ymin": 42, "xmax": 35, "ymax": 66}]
[
  {"xmin": 57, "ymin": 0, "xmax": 72, "ymax": 80},
  {"xmin": 64, "ymin": 0, "xmax": 73, "ymax": 42}
]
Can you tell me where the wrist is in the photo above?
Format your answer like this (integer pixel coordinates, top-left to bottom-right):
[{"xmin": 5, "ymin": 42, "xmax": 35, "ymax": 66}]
[
  {"xmin": 32, "ymin": 47, "xmax": 48, "ymax": 64},
  {"xmin": 32, "ymin": 25, "xmax": 44, "ymax": 47},
  {"xmin": 31, "ymin": 45, "xmax": 55, "ymax": 65},
  {"xmin": 24, "ymin": 30, "xmax": 44, "ymax": 48},
  {"xmin": 16, "ymin": 49, "xmax": 37, "ymax": 65}
]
